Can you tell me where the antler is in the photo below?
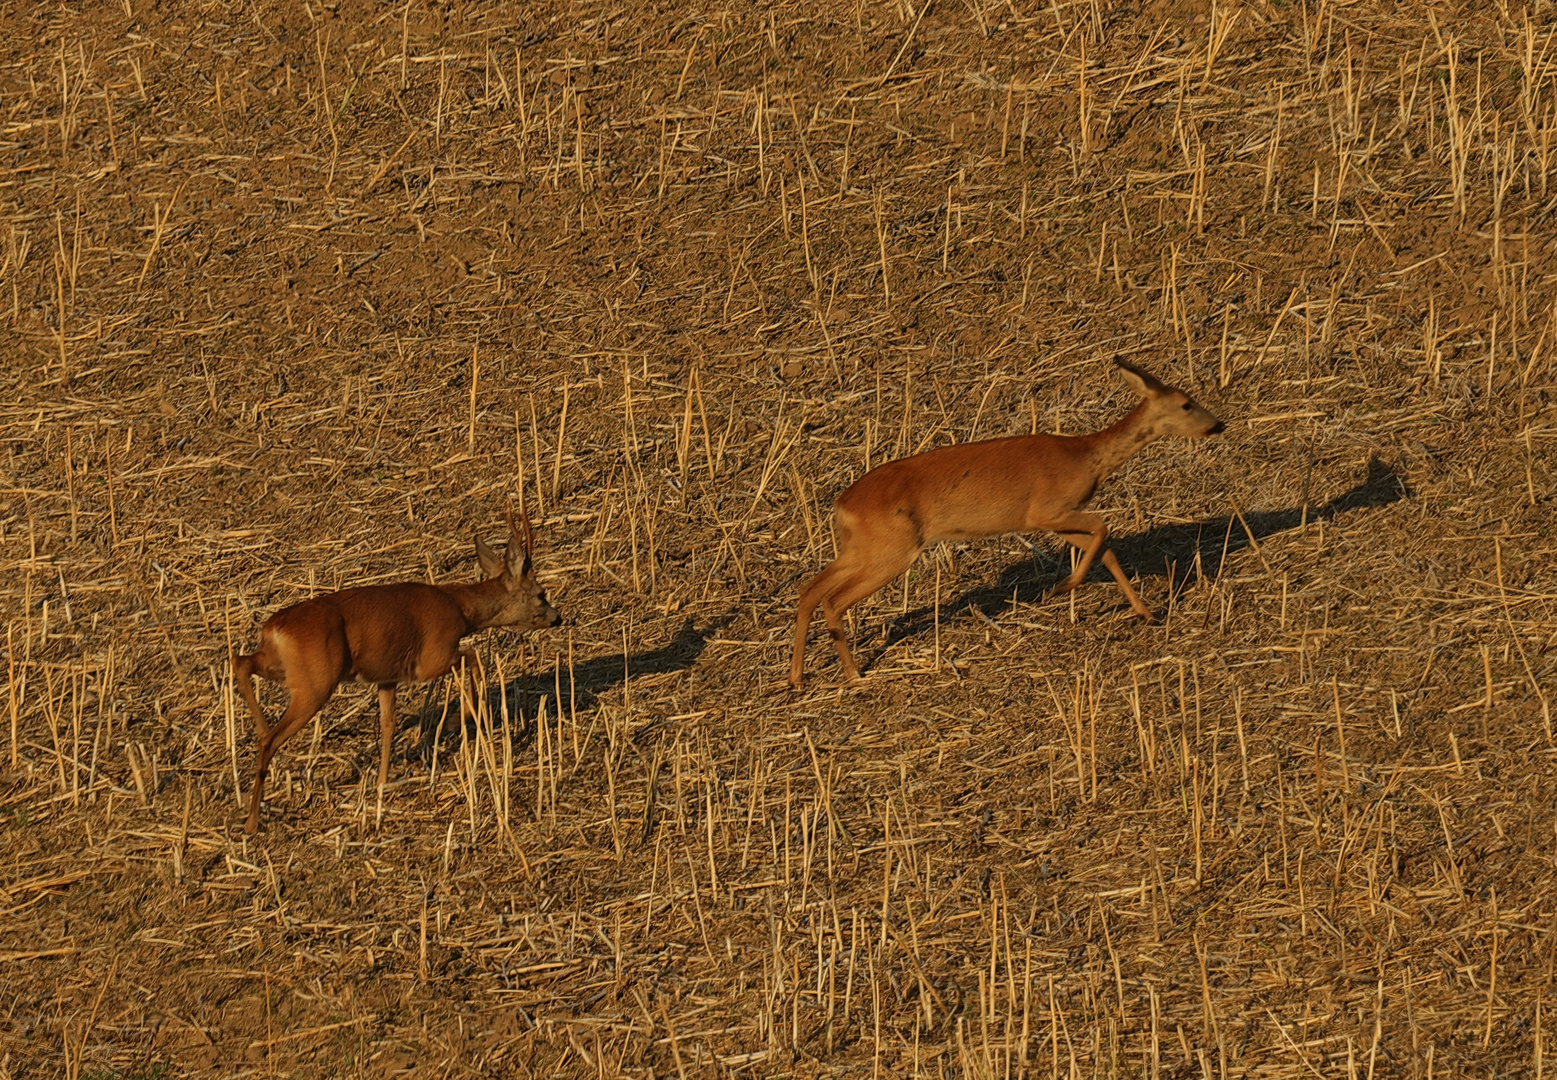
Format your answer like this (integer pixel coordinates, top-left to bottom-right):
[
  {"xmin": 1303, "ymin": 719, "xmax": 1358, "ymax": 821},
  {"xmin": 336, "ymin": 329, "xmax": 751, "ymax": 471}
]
[{"xmin": 505, "ymin": 501, "xmax": 535, "ymax": 557}]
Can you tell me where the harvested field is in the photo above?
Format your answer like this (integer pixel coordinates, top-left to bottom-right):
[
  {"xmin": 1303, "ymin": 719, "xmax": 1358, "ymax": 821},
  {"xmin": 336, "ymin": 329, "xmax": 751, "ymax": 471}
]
[{"xmin": 4, "ymin": 0, "xmax": 1557, "ymax": 1076}]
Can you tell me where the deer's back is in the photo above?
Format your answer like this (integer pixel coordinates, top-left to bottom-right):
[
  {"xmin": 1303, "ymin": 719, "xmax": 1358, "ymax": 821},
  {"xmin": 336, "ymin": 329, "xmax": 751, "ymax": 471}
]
[
  {"xmin": 837, "ymin": 434, "xmax": 1095, "ymax": 542},
  {"xmin": 261, "ymin": 584, "xmax": 468, "ymax": 686}
]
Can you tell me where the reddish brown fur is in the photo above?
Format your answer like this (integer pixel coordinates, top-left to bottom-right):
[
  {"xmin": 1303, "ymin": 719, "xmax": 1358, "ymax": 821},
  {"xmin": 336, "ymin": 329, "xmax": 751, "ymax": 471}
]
[
  {"xmin": 789, "ymin": 360, "xmax": 1223, "ymax": 688},
  {"xmin": 233, "ymin": 508, "xmax": 561, "ymax": 832}
]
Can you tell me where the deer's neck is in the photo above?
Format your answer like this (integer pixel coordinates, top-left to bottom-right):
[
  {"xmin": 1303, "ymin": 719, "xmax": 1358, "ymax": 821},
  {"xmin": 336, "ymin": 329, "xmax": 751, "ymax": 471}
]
[
  {"xmin": 438, "ymin": 579, "xmax": 501, "ymax": 633},
  {"xmin": 1082, "ymin": 399, "xmax": 1159, "ymax": 480}
]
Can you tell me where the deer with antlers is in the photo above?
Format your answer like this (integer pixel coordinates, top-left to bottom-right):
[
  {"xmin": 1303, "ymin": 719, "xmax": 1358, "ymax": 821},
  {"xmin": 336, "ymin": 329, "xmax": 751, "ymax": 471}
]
[{"xmin": 232, "ymin": 506, "xmax": 561, "ymax": 832}]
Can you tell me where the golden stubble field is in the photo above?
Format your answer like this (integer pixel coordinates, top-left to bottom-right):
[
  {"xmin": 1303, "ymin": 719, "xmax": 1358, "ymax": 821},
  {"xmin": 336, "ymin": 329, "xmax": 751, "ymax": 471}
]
[{"xmin": 2, "ymin": 0, "xmax": 1556, "ymax": 1076}]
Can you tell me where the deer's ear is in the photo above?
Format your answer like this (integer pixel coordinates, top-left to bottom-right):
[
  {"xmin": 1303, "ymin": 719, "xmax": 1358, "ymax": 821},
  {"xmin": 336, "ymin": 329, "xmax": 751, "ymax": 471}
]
[
  {"xmin": 1114, "ymin": 358, "xmax": 1162, "ymax": 397},
  {"xmin": 475, "ymin": 535, "xmax": 503, "ymax": 577}
]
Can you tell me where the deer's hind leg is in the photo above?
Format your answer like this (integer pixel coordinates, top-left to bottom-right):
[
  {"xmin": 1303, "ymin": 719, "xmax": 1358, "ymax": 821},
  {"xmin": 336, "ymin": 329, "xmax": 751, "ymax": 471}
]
[
  {"xmin": 245, "ymin": 676, "xmax": 338, "ymax": 834},
  {"xmin": 791, "ymin": 560, "xmax": 855, "ymax": 688},
  {"xmin": 243, "ymin": 616, "xmax": 349, "ymax": 833},
  {"xmin": 816, "ymin": 537, "xmax": 921, "ymax": 683}
]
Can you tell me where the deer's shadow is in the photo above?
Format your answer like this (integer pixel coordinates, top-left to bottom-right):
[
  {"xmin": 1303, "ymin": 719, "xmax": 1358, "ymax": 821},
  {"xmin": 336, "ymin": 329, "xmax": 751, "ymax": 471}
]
[
  {"xmin": 871, "ymin": 456, "xmax": 1409, "ymax": 657},
  {"xmin": 406, "ymin": 615, "xmax": 730, "ymax": 759}
]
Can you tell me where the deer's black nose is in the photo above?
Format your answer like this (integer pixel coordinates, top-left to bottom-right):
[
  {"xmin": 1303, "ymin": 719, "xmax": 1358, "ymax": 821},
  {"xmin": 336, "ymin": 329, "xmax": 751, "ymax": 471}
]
[{"xmin": 1207, "ymin": 421, "xmax": 1225, "ymax": 435}]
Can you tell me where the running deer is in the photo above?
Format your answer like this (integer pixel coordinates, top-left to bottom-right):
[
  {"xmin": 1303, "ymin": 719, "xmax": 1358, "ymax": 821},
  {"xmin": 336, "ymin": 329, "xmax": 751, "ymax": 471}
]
[
  {"xmin": 232, "ymin": 506, "xmax": 561, "ymax": 833},
  {"xmin": 789, "ymin": 359, "xmax": 1223, "ymax": 688}
]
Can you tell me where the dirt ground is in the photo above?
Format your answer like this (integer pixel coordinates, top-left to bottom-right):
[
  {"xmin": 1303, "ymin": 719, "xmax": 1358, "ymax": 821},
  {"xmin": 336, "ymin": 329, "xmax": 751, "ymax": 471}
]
[{"xmin": 2, "ymin": 0, "xmax": 1556, "ymax": 1076}]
